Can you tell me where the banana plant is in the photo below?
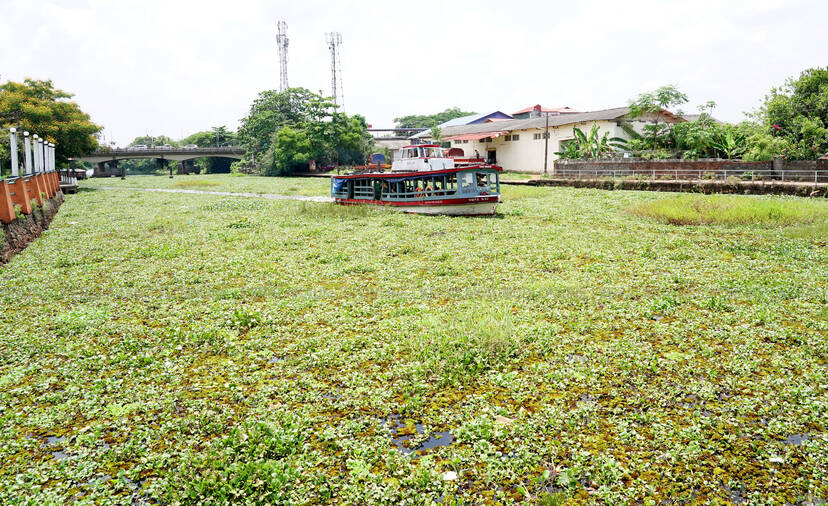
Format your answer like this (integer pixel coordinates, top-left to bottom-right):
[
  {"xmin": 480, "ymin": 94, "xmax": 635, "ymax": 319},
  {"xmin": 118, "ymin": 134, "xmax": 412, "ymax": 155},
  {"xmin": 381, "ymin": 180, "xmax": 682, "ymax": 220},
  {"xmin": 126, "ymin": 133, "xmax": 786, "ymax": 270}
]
[{"xmin": 711, "ymin": 129, "xmax": 746, "ymax": 159}]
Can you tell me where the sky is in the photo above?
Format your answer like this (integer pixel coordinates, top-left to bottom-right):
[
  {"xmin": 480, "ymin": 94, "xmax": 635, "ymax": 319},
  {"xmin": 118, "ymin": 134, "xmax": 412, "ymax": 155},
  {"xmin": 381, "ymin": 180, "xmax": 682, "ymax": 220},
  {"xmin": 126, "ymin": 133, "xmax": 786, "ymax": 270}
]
[{"xmin": 1, "ymin": 0, "xmax": 826, "ymax": 146}]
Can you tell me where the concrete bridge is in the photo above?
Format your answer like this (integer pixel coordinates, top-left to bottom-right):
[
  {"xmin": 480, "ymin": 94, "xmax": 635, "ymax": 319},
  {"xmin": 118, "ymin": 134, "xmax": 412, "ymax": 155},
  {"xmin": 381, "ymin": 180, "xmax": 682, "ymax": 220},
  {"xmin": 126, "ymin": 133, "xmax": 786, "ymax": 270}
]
[{"xmin": 72, "ymin": 147, "xmax": 245, "ymax": 177}]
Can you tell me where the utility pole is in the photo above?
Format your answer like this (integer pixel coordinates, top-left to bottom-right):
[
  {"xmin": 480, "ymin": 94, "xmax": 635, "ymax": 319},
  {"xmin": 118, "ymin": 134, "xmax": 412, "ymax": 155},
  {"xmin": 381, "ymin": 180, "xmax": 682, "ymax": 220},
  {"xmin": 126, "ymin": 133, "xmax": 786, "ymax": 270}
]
[
  {"xmin": 276, "ymin": 20, "xmax": 289, "ymax": 92},
  {"xmin": 543, "ymin": 112, "xmax": 549, "ymax": 175},
  {"xmin": 325, "ymin": 32, "xmax": 343, "ymax": 108}
]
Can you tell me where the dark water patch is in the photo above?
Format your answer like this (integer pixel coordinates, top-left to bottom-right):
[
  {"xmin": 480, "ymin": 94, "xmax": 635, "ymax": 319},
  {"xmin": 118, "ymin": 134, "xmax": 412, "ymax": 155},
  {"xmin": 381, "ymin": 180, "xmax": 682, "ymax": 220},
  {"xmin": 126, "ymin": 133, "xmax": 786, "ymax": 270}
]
[
  {"xmin": 382, "ymin": 414, "xmax": 454, "ymax": 457},
  {"xmin": 784, "ymin": 433, "xmax": 810, "ymax": 445},
  {"xmin": 42, "ymin": 435, "xmax": 66, "ymax": 447},
  {"xmin": 83, "ymin": 474, "xmax": 113, "ymax": 486},
  {"xmin": 268, "ymin": 355, "xmax": 283, "ymax": 364}
]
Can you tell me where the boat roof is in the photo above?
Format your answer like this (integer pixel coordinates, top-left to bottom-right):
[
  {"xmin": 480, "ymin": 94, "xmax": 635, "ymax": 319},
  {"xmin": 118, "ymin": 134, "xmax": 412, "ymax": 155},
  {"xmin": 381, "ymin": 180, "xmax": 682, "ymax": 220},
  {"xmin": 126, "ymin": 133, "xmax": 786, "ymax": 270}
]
[{"xmin": 332, "ymin": 165, "xmax": 502, "ymax": 179}]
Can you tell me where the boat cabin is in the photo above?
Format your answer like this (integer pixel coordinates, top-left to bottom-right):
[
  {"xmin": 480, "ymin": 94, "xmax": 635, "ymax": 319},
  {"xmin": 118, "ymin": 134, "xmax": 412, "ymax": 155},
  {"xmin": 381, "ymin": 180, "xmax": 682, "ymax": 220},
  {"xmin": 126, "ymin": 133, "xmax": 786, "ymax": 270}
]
[
  {"xmin": 392, "ymin": 144, "xmax": 455, "ymax": 173},
  {"xmin": 331, "ymin": 167, "xmax": 500, "ymax": 203}
]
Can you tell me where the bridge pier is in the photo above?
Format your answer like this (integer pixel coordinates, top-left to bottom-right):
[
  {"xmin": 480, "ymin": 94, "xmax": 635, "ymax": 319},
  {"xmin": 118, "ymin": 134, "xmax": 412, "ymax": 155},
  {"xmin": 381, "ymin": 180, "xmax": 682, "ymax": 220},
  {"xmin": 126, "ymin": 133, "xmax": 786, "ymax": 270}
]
[
  {"xmin": 177, "ymin": 160, "xmax": 197, "ymax": 175},
  {"xmin": 92, "ymin": 160, "xmax": 121, "ymax": 178}
]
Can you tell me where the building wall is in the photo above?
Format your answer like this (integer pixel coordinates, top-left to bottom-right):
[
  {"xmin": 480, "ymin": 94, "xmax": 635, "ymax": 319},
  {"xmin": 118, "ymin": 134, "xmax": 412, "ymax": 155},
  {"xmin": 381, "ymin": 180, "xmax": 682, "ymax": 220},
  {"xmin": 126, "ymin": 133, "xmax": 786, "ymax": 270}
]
[{"xmin": 445, "ymin": 113, "xmax": 678, "ymax": 173}]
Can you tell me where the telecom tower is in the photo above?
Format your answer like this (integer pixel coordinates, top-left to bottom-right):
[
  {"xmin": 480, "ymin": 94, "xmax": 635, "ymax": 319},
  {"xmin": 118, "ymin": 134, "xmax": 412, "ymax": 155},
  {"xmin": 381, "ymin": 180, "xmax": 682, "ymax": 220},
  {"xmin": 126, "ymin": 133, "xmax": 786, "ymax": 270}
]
[
  {"xmin": 276, "ymin": 20, "xmax": 289, "ymax": 92},
  {"xmin": 325, "ymin": 32, "xmax": 344, "ymax": 108}
]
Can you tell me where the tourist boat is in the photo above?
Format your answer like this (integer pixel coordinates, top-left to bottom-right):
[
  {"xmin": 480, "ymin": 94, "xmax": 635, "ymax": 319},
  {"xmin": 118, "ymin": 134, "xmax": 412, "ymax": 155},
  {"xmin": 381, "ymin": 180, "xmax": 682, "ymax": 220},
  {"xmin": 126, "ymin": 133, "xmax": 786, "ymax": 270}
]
[{"xmin": 331, "ymin": 144, "xmax": 502, "ymax": 215}]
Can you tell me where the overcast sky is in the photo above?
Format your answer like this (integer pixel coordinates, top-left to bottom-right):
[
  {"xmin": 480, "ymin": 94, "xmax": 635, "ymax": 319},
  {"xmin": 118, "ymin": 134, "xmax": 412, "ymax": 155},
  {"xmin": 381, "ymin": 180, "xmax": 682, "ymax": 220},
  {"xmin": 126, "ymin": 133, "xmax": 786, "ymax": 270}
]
[{"xmin": 2, "ymin": 0, "xmax": 826, "ymax": 146}]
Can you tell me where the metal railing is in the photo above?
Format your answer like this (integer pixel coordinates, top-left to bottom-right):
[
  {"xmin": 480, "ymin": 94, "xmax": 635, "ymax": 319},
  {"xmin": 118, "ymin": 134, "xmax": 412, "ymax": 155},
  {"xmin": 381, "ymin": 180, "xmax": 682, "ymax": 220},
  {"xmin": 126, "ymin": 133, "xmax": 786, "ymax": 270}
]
[{"xmin": 553, "ymin": 168, "xmax": 828, "ymax": 184}]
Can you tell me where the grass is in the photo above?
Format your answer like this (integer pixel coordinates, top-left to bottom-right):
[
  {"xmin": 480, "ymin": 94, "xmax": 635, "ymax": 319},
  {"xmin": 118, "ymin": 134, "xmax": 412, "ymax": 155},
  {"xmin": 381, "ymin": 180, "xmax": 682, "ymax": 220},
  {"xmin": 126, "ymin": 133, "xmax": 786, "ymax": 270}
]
[
  {"xmin": 629, "ymin": 194, "xmax": 828, "ymax": 226},
  {"xmin": 0, "ymin": 177, "xmax": 825, "ymax": 504}
]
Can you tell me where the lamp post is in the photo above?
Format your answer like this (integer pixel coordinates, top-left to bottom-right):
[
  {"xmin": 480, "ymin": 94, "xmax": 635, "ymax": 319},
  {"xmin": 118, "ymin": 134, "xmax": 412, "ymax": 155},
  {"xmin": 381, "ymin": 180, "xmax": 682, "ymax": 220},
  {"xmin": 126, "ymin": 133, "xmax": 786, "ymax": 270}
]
[
  {"xmin": 23, "ymin": 131, "xmax": 32, "ymax": 174},
  {"xmin": 33, "ymin": 134, "xmax": 41, "ymax": 173},
  {"xmin": 9, "ymin": 127, "xmax": 19, "ymax": 177},
  {"xmin": 543, "ymin": 113, "xmax": 549, "ymax": 175}
]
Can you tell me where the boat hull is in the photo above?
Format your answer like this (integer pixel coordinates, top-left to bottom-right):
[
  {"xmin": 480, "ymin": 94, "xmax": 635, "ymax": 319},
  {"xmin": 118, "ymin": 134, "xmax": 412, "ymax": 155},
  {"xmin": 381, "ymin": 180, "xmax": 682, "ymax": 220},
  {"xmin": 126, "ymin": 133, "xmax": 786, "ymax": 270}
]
[{"xmin": 334, "ymin": 196, "xmax": 500, "ymax": 216}]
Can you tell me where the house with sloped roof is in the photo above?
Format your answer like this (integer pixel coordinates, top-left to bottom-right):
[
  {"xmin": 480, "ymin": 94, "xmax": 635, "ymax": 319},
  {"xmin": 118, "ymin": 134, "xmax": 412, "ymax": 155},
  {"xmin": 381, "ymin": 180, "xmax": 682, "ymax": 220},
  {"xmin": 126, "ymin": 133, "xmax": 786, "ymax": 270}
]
[{"xmin": 413, "ymin": 107, "xmax": 683, "ymax": 173}]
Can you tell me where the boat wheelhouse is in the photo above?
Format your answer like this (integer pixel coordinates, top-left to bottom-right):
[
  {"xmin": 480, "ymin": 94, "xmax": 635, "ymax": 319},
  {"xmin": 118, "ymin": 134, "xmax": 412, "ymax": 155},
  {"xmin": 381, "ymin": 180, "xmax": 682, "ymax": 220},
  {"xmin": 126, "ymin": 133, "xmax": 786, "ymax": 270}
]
[{"xmin": 331, "ymin": 144, "xmax": 502, "ymax": 216}]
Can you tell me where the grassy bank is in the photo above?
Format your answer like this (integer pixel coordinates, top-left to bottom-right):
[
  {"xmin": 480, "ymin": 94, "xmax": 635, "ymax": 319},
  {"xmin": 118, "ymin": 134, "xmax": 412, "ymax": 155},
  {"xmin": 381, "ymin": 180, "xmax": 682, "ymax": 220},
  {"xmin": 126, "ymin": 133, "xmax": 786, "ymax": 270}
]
[{"xmin": 0, "ymin": 178, "xmax": 825, "ymax": 503}]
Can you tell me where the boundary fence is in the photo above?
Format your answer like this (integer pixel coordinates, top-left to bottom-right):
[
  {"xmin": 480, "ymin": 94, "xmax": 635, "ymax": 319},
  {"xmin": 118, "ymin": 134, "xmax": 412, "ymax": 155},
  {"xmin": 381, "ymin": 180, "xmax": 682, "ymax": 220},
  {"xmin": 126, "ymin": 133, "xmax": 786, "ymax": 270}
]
[
  {"xmin": 2, "ymin": 128, "xmax": 62, "ymax": 224},
  {"xmin": 553, "ymin": 159, "xmax": 828, "ymax": 183}
]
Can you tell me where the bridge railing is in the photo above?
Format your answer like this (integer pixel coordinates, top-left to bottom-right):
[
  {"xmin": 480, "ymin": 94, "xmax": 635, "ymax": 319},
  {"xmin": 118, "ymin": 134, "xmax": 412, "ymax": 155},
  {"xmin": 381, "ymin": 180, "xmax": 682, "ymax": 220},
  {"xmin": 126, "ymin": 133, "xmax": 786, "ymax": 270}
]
[{"xmin": 95, "ymin": 146, "xmax": 245, "ymax": 155}]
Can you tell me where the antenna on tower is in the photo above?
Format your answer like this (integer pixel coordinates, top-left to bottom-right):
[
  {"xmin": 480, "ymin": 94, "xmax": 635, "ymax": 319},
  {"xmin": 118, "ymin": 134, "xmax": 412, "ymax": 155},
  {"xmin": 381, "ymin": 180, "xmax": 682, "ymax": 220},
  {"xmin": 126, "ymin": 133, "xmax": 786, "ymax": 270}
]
[
  {"xmin": 276, "ymin": 20, "xmax": 289, "ymax": 92},
  {"xmin": 325, "ymin": 31, "xmax": 344, "ymax": 108}
]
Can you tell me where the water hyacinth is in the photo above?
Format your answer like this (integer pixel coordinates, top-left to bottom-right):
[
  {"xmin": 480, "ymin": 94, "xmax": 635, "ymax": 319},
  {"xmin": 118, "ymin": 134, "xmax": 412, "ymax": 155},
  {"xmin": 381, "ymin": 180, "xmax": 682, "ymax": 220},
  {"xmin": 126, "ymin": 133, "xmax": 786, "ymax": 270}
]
[{"xmin": 0, "ymin": 174, "xmax": 825, "ymax": 504}]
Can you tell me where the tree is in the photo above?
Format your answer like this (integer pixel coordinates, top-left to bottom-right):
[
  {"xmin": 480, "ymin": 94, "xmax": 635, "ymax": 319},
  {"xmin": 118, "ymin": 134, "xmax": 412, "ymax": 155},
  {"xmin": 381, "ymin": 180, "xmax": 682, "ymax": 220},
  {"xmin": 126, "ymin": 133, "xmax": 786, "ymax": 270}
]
[
  {"xmin": 627, "ymin": 85, "xmax": 688, "ymax": 150},
  {"xmin": 0, "ymin": 78, "xmax": 101, "ymax": 166},
  {"xmin": 237, "ymin": 88, "xmax": 333, "ymax": 156},
  {"xmin": 394, "ymin": 107, "xmax": 476, "ymax": 129},
  {"xmin": 760, "ymin": 67, "xmax": 828, "ymax": 159},
  {"xmin": 181, "ymin": 127, "xmax": 238, "ymax": 173},
  {"xmin": 237, "ymin": 88, "xmax": 371, "ymax": 175}
]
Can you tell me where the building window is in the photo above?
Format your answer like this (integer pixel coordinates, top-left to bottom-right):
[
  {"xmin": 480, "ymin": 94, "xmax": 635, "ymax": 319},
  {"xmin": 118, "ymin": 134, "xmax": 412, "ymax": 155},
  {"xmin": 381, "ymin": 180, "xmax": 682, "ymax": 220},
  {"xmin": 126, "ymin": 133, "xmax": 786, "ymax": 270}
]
[
  {"xmin": 533, "ymin": 132, "xmax": 550, "ymax": 140},
  {"xmin": 463, "ymin": 139, "xmax": 469, "ymax": 144},
  {"xmin": 504, "ymin": 135, "xmax": 512, "ymax": 141},
  {"xmin": 512, "ymin": 134, "xmax": 519, "ymax": 141},
  {"xmin": 480, "ymin": 137, "xmax": 492, "ymax": 143},
  {"xmin": 454, "ymin": 140, "xmax": 461, "ymax": 145}
]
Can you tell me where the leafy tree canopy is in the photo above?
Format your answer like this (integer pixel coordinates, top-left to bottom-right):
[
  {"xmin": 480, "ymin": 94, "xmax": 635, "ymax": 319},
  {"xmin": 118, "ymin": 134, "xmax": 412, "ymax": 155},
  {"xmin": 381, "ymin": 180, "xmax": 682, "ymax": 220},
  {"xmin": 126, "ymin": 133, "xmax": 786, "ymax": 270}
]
[
  {"xmin": 181, "ymin": 126, "xmax": 236, "ymax": 148},
  {"xmin": 0, "ymin": 78, "xmax": 101, "ymax": 166},
  {"xmin": 393, "ymin": 107, "xmax": 476, "ymax": 129},
  {"xmin": 238, "ymin": 88, "xmax": 372, "ymax": 175},
  {"xmin": 760, "ymin": 67, "xmax": 828, "ymax": 159}
]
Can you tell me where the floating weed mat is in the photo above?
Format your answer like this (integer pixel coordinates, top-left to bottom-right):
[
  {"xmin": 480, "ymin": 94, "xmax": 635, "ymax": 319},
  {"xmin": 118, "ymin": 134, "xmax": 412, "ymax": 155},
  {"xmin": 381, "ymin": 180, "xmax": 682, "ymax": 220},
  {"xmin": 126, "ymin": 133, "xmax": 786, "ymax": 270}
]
[
  {"xmin": 295, "ymin": 201, "xmax": 373, "ymax": 218},
  {"xmin": 171, "ymin": 180, "xmax": 221, "ymax": 189},
  {"xmin": 1, "ymin": 182, "xmax": 826, "ymax": 504},
  {"xmin": 628, "ymin": 194, "xmax": 828, "ymax": 226},
  {"xmin": 201, "ymin": 199, "xmax": 272, "ymax": 211}
]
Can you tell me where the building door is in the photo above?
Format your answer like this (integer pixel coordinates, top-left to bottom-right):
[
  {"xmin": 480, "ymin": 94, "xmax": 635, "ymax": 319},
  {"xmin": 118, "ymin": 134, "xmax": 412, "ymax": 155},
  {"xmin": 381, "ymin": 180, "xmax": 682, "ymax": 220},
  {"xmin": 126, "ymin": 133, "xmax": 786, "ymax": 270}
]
[{"xmin": 487, "ymin": 149, "xmax": 497, "ymax": 164}]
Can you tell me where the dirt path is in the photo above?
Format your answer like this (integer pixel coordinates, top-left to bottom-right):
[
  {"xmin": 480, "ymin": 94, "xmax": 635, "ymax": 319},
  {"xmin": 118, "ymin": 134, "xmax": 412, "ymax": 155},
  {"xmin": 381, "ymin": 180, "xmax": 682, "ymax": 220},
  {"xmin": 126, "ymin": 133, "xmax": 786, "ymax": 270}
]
[{"xmin": 97, "ymin": 186, "xmax": 334, "ymax": 202}]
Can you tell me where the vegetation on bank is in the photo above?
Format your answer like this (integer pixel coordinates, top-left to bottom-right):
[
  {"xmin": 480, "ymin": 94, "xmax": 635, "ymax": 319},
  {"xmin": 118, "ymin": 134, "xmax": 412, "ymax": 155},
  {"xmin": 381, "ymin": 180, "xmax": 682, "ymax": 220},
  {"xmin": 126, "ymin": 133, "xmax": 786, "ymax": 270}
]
[
  {"xmin": 236, "ymin": 88, "xmax": 373, "ymax": 176},
  {"xmin": 559, "ymin": 67, "xmax": 828, "ymax": 162},
  {"xmin": 0, "ymin": 79, "xmax": 101, "ymax": 172},
  {"xmin": 0, "ymin": 176, "xmax": 825, "ymax": 503}
]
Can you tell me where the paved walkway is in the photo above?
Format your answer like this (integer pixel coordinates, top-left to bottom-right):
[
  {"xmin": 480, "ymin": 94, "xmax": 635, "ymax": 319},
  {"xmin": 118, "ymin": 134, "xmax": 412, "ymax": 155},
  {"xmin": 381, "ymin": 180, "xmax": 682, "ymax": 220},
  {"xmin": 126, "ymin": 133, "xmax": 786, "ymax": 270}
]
[{"xmin": 98, "ymin": 186, "xmax": 333, "ymax": 202}]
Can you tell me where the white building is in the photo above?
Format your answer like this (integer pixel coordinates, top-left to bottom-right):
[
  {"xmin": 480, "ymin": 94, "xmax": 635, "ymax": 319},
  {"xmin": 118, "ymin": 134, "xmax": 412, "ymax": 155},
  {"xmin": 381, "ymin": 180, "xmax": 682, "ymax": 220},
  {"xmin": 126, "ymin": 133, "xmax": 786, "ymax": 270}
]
[{"xmin": 412, "ymin": 107, "xmax": 682, "ymax": 173}]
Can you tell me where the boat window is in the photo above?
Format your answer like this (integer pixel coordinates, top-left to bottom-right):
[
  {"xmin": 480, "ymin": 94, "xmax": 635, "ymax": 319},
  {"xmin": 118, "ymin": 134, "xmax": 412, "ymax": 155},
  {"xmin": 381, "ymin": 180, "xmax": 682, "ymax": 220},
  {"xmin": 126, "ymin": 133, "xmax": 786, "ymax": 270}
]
[
  {"xmin": 460, "ymin": 171, "xmax": 475, "ymax": 193},
  {"xmin": 476, "ymin": 171, "xmax": 499, "ymax": 193}
]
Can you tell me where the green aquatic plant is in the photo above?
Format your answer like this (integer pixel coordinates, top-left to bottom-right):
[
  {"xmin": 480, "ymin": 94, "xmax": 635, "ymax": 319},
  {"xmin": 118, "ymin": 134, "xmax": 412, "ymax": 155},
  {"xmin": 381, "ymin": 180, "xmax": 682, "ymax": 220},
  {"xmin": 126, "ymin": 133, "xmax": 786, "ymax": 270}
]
[{"xmin": 0, "ymin": 176, "xmax": 824, "ymax": 504}]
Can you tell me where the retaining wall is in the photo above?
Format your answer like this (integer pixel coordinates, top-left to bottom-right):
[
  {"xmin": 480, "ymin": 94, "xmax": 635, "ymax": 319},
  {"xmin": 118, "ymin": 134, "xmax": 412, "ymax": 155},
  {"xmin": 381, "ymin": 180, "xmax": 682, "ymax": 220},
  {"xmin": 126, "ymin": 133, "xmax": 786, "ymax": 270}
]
[
  {"xmin": 553, "ymin": 158, "xmax": 828, "ymax": 182},
  {"xmin": 504, "ymin": 178, "xmax": 826, "ymax": 197}
]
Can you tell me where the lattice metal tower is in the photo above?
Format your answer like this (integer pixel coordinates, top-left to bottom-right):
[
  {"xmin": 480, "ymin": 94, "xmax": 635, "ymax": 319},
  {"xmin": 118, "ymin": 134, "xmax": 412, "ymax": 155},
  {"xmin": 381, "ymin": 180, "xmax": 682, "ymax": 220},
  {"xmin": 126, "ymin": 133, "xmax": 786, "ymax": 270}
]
[
  {"xmin": 276, "ymin": 20, "xmax": 289, "ymax": 92},
  {"xmin": 325, "ymin": 31, "xmax": 344, "ymax": 107}
]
